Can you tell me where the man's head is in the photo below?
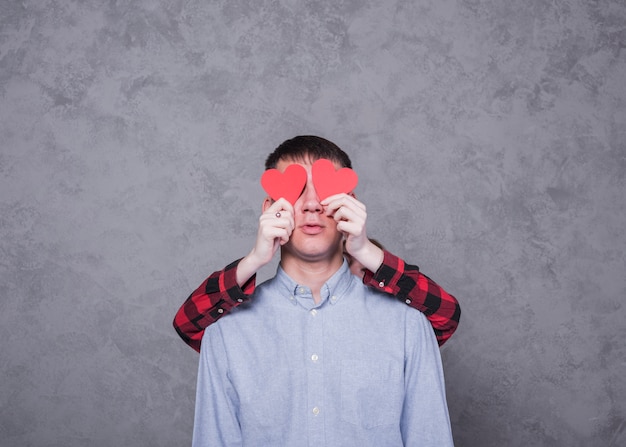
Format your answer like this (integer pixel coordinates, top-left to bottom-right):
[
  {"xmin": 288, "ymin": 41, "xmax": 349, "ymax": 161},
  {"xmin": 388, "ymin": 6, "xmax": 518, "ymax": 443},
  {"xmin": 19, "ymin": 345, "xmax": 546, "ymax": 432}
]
[
  {"xmin": 265, "ymin": 135, "xmax": 352, "ymax": 170},
  {"xmin": 263, "ymin": 136, "xmax": 352, "ymax": 267}
]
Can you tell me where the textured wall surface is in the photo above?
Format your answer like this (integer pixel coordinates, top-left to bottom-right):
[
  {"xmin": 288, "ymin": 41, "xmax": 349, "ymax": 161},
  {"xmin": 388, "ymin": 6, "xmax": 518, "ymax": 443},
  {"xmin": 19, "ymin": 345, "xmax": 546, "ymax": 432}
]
[{"xmin": 1, "ymin": 1, "xmax": 625, "ymax": 446}]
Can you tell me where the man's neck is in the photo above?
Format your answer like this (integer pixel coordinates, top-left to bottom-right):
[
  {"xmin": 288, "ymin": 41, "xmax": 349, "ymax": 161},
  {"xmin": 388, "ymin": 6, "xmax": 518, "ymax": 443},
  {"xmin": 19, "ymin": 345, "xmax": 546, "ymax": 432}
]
[{"xmin": 280, "ymin": 253, "xmax": 344, "ymax": 304}]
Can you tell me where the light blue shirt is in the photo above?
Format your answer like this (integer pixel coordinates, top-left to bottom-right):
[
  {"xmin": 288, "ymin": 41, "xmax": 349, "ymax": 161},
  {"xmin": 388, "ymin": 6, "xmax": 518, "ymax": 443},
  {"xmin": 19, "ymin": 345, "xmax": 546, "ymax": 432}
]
[{"xmin": 192, "ymin": 261, "xmax": 454, "ymax": 446}]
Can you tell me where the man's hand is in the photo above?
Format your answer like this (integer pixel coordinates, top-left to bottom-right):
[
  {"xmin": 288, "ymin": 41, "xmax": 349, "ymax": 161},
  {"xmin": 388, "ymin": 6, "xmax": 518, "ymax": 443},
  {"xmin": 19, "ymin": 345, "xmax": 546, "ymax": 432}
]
[
  {"xmin": 236, "ymin": 198, "xmax": 294, "ymax": 286},
  {"xmin": 321, "ymin": 193, "xmax": 384, "ymax": 273}
]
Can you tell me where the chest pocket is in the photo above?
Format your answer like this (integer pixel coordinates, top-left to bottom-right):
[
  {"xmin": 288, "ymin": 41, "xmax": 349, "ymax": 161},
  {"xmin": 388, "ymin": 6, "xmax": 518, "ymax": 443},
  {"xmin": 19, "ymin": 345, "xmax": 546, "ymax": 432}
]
[{"xmin": 340, "ymin": 359, "xmax": 404, "ymax": 429}]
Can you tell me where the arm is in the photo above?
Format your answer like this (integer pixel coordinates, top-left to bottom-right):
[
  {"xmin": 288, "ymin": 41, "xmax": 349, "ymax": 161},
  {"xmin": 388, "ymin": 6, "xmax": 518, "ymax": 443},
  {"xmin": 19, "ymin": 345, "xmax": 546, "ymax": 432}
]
[
  {"xmin": 363, "ymin": 250, "xmax": 461, "ymax": 346},
  {"xmin": 173, "ymin": 249, "xmax": 460, "ymax": 351},
  {"xmin": 173, "ymin": 198, "xmax": 295, "ymax": 352},
  {"xmin": 400, "ymin": 310, "xmax": 454, "ymax": 445},
  {"xmin": 192, "ymin": 325, "xmax": 242, "ymax": 446},
  {"xmin": 172, "ymin": 258, "xmax": 255, "ymax": 353},
  {"xmin": 322, "ymin": 193, "xmax": 460, "ymax": 346}
]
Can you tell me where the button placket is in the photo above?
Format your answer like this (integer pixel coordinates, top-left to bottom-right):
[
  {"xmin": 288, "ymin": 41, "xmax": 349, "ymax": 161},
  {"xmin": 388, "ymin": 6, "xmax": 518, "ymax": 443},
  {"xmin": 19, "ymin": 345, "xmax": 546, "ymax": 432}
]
[{"xmin": 306, "ymin": 300, "xmax": 324, "ymax": 442}]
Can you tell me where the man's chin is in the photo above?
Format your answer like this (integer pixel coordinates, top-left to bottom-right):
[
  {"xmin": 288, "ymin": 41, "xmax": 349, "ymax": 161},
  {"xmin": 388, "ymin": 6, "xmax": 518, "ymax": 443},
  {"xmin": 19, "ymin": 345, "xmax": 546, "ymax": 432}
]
[{"xmin": 282, "ymin": 242, "xmax": 342, "ymax": 263}]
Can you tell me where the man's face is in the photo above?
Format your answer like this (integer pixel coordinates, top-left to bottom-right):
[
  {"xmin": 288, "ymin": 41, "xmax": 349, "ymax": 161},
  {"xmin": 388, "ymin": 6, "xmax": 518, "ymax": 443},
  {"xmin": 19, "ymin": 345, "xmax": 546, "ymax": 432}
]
[{"xmin": 275, "ymin": 157, "xmax": 344, "ymax": 263}]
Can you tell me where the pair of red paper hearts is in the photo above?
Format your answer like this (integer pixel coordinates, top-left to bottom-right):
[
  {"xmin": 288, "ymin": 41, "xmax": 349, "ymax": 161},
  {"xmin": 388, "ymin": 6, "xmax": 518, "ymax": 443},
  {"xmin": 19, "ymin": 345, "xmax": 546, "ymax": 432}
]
[{"xmin": 260, "ymin": 159, "xmax": 358, "ymax": 205}]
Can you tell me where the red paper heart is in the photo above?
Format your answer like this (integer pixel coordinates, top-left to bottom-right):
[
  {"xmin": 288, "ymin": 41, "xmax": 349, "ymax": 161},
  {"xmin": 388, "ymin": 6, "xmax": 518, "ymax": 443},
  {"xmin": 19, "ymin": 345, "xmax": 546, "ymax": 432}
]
[
  {"xmin": 312, "ymin": 159, "xmax": 358, "ymax": 201},
  {"xmin": 260, "ymin": 164, "xmax": 307, "ymax": 205}
]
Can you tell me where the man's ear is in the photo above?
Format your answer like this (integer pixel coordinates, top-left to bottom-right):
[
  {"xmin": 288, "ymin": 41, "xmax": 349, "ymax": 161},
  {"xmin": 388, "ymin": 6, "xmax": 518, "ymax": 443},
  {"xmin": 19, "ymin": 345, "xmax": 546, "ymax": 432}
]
[{"xmin": 262, "ymin": 197, "xmax": 273, "ymax": 212}]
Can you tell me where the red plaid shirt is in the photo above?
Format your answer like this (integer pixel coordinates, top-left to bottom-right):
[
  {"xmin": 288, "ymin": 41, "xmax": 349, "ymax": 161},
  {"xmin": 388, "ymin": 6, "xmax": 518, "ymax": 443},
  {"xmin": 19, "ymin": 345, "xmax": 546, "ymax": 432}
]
[{"xmin": 173, "ymin": 250, "xmax": 461, "ymax": 352}]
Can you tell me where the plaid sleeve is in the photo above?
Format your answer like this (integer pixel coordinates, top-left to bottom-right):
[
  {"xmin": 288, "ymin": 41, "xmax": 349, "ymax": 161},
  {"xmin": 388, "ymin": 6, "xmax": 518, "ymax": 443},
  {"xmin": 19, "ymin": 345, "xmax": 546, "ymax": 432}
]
[
  {"xmin": 172, "ymin": 258, "xmax": 255, "ymax": 353},
  {"xmin": 363, "ymin": 250, "xmax": 461, "ymax": 346}
]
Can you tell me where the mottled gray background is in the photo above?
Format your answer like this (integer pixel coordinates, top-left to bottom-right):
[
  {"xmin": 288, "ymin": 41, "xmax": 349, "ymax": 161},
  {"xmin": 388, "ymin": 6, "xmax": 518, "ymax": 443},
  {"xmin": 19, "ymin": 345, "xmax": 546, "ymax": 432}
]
[{"xmin": 1, "ymin": 0, "xmax": 624, "ymax": 446}]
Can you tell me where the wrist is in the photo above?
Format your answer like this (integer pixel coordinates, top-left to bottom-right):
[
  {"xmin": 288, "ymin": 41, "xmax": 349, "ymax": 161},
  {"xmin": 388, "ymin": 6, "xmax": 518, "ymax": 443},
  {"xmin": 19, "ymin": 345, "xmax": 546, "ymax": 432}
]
[
  {"xmin": 351, "ymin": 243, "xmax": 384, "ymax": 273},
  {"xmin": 236, "ymin": 252, "xmax": 265, "ymax": 287}
]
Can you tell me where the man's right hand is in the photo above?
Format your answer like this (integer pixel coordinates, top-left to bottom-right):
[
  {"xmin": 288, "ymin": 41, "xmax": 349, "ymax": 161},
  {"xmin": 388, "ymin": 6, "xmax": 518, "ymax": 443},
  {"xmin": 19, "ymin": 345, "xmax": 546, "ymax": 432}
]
[{"xmin": 236, "ymin": 198, "xmax": 294, "ymax": 287}]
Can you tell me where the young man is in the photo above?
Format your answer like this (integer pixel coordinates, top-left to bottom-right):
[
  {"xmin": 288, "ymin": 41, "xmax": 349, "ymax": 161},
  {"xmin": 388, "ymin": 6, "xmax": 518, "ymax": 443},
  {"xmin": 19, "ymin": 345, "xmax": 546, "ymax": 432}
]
[{"xmin": 185, "ymin": 136, "xmax": 456, "ymax": 446}]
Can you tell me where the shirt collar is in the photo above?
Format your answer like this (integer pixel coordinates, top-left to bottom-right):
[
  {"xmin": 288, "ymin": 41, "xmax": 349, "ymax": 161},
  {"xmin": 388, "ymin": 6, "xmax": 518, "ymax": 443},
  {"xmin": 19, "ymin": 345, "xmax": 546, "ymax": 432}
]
[{"xmin": 274, "ymin": 259, "xmax": 355, "ymax": 310}]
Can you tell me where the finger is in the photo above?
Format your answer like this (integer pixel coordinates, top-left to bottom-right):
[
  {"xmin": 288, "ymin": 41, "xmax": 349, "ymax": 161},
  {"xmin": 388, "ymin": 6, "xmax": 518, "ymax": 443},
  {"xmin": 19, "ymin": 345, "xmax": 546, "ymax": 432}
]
[
  {"xmin": 324, "ymin": 195, "xmax": 366, "ymax": 217},
  {"xmin": 320, "ymin": 193, "xmax": 349, "ymax": 205},
  {"xmin": 322, "ymin": 194, "xmax": 344, "ymax": 209},
  {"xmin": 261, "ymin": 208, "xmax": 293, "ymax": 222},
  {"xmin": 261, "ymin": 225, "xmax": 293, "ymax": 245},
  {"xmin": 331, "ymin": 204, "xmax": 366, "ymax": 225},
  {"xmin": 262, "ymin": 200, "xmax": 294, "ymax": 222},
  {"xmin": 260, "ymin": 212, "xmax": 295, "ymax": 237},
  {"xmin": 322, "ymin": 193, "xmax": 365, "ymax": 209},
  {"xmin": 272, "ymin": 197, "xmax": 295, "ymax": 213},
  {"xmin": 336, "ymin": 220, "xmax": 365, "ymax": 238}
]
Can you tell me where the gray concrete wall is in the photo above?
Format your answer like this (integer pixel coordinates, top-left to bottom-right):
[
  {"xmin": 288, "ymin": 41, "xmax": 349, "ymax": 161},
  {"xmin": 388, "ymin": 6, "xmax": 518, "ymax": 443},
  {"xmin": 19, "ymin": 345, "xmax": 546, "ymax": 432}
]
[{"xmin": 1, "ymin": 1, "xmax": 624, "ymax": 446}]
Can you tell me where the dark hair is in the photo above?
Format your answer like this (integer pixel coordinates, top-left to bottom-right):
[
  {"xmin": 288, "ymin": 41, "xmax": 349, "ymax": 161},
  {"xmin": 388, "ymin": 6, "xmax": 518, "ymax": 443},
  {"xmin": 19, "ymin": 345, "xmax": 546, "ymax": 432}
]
[{"xmin": 264, "ymin": 135, "xmax": 352, "ymax": 170}]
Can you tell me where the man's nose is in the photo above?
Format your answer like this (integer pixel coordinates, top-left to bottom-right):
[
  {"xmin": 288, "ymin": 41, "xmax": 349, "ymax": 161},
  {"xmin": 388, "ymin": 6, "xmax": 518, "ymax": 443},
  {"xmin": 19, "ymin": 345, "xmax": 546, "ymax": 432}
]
[{"xmin": 301, "ymin": 182, "xmax": 323, "ymax": 213}]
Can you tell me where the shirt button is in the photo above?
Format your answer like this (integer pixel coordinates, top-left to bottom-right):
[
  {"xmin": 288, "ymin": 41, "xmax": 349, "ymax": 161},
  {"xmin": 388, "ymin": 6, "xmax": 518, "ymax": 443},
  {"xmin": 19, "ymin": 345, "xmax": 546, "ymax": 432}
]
[
  {"xmin": 299, "ymin": 287, "xmax": 305, "ymax": 294},
  {"xmin": 311, "ymin": 354, "xmax": 319, "ymax": 362},
  {"xmin": 237, "ymin": 298, "xmax": 244, "ymax": 303},
  {"xmin": 405, "ymin": 299, "xmax": 411, "ymax": 304},
  {"xmin": 378, "ymin": 281, "xmax": 385, "ymax": 288},
  {"xmin": 312, "ymin": 407, "xmax": 320, "ymax": 415},
  {"xmin": 310, "ymin": 309, "xmax": 317, "ymax": 317},
  {"xmin": 330, "ymin": 295, "xmax": 337, "ymax": 303},
  {"xmin": 217, "ymin": 308, "xmax": 224, "ymax": 314}
]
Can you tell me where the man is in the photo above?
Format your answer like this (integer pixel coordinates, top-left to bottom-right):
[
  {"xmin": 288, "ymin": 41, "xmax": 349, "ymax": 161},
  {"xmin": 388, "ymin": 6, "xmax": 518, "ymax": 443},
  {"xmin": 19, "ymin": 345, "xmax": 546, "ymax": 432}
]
[{"xmin": 187, "ymin": 136, "xmax": 455, "ymax": 446}]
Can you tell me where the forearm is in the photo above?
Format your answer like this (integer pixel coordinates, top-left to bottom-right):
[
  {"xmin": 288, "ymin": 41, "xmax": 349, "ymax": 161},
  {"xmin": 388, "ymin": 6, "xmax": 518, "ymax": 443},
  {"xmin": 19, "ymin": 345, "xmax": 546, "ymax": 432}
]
[
  {"xmin": 408, "ymin": 272, "xmax": 461, "ymax": 345},
  {"xmin": 173, "ymin": 258, "xmax": 255, "ymax": 352},
  {"xmin": 235, "ymin": 251, "xmax": 269, "ymax": 287},
  {"xmin": 174, "ymin": 199, "xmax": 292, "ymax": 352},
  {"xmin": 349, "ymin": 240, "xmax": 385, "ymax": 273},
  {"xmin": 364, "ymin": 250, "xmax": 461, "ymax": 346}
]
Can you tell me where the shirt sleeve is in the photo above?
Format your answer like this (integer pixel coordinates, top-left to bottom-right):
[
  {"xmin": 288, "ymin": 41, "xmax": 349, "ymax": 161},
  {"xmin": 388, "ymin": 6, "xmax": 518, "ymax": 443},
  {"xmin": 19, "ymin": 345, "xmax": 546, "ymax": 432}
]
[
  {"xmin": 362, "ymin": 250, "xmax": 461, "ymax": 346},
  {"xmin": 192, "ymin": 324, "xmax": 242, "ymax": 446},
  {"xmin": 172, "ymin": 258, "xmax": 255, "ymax": 353},
  {"xmin": 400, "ymin": 310, "xmax": 454, "ymax": 445}
]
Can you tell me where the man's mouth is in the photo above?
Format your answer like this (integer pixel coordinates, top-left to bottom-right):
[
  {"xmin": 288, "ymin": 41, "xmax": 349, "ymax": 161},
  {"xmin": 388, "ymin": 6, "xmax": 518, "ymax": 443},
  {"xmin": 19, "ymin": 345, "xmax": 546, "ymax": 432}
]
[{"xmin": 300, "ymin": 224, "xmax": 324, "ymax": 235}]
